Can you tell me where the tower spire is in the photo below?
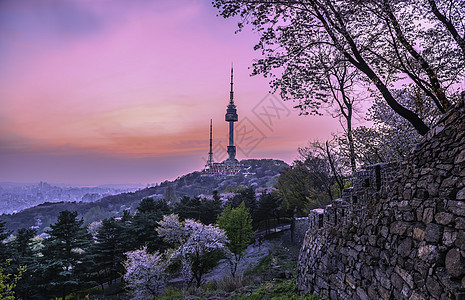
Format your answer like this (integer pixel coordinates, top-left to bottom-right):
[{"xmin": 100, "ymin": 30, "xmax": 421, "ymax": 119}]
[{"xmin": 229, "ymin": 64, "xmax": 234, "ymax": 105}]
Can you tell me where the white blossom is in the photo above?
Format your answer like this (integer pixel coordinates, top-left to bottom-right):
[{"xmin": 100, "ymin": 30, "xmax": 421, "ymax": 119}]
[
  {"xmin": 157, "ymin": 214, "xmax": 228, "ymax": 287},
  {"xmin": 123, "ymin": 247, "xmax": 166, "ymax": 299}
]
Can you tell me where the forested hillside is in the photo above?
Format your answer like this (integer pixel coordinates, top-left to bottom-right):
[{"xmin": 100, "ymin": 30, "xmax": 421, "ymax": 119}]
[{"xmin": 1, "ymin": 159, "xmax": 288, "ymax": 233}]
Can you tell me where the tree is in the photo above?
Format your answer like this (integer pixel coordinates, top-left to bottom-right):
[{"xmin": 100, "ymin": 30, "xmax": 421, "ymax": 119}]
[
  {"xmin": 10, "ymin": 228, "xmax": 38, "ymax": 299},
  {"xmin": 164, "ymin": 185, "xmax": 179, "ymax": 205},
  {"xmin": 123, "ymin": 247, "xmax": 166, "ymax": 298},
  {"xmin": 174, "ymin": 196, "xmax": 203, "ymax": 222},
  {"xmin": 213, "ymin": 0, "xmax": 464, "ymax": 135},
  {"xmin": 0, "ymin": 221, "xmax": 12, "ymax": 263},
  {"xmin": 157, "ymin": 214, "xmax": 228, "ymax": 287},
  {"xmin": 131, "ymin": 198, "xmax": 170, "ymax": 253},
  {"xmin": 228, "ymin": 187, "xmax": 258, "ymax": 223},
  {"xmin": 0, "ymin": 259, "xmax": 26, "ymax": 300},
  {"xmin": 321, "ymin": 59, "xmax": 362, "ymax": 173},
  {"xmin": 424, "ymin": 0, "xmax": 465, "ymax": 58},
  {"xmin": 217, "ymin": 202, "xmax": 254, "ymax": 277},
  {"xmin": 39, "ymin": 210, "xmax": 93, "ymax": 299},
  {"xmin": 257, "ymin": 191, "xmax": 283, "ymax": 233},
  {"xmin": 338, "ymin": 86, "xmax": 439, "ymax": 166},
  {"xmin": 199, "ymin": 197, "xmax": 223, "ymax": 225},
  {"xmin": 89, "ymin": 217, "xmax": 128, "ymax": 288},
  {"xmin": 303, "ymin": 140, "xmax": 347, "ymax": 195},
  {"xmin": 275, "ymin": 164, "xmax": 314, "ymax": 216}
]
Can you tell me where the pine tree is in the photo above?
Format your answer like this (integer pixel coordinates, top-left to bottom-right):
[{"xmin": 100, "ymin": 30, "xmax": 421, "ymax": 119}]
[
  {"xmin": 89, "ymin": 217, "xmax": 128, "ymax": 288},
  {"xmin": 10, "ymin": 228, "xmax": 38, "ymax": 299},
  {"xmin": 0, "ymin": 220, "xmax": 12, "ymax": 263},
  {"xmin": 39, "ymin": 210, "xmax": 93, "ymax": 299},
  {"xmin": 131, "ymin": 198, "xmax": 170, "ymax": 253}
]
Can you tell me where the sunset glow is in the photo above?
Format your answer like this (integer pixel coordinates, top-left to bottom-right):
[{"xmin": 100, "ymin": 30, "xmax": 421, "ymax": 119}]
[{"xmin": 0, "ymin": 0, "xmax": 343, "ymax": 185}]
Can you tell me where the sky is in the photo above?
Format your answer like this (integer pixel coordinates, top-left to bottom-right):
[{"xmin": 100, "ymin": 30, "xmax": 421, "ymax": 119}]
[{"xmin": 0, "ymin": 0, "xmax": 345, "ymax": 186}]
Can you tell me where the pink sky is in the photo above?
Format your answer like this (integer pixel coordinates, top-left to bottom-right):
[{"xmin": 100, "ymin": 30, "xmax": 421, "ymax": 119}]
[{"xmin": 0, "ymin": 0, "xmax": 345, "ymax": 185}]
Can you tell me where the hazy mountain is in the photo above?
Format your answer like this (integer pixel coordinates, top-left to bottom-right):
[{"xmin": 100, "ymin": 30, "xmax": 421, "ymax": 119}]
[{"xmin": 0, "ymin": 181, "xmax": 143, "ymax": 214}]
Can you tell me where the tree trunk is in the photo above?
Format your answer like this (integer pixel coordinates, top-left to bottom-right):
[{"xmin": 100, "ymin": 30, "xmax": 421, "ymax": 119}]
[{"xmin": 428, "ymin": 0, "xmax": 465, "ymax": 58}]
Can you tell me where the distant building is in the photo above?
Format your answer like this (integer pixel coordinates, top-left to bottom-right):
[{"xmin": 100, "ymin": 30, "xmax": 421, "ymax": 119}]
[{"xmin": 203, "ymin": 67, "xmax": 249, "ymax": 177}]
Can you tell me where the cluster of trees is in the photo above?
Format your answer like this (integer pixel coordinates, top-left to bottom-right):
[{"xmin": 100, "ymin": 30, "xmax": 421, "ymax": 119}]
[
  {"xmin": 0, "ymin": 198, "xmax": 171, "ymax": 299},
  {"xmin": 0, "ymin": 187, "xmax": 290, "ymax": 298}
]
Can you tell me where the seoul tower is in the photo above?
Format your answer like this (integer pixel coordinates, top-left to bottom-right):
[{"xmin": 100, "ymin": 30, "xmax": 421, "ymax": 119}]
[{"xmin": 225, "ymin": 66, "xmax": 238, "ymax": 163}]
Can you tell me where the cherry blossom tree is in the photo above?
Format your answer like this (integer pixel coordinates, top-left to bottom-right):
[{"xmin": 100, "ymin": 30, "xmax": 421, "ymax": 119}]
[
  {"xmin": 157, "ymin": 214, "xmax": 228, "ymax": 287},
  {"xmin": 123, "ymin": 247, "xmax": 166, "ymax": 298}
]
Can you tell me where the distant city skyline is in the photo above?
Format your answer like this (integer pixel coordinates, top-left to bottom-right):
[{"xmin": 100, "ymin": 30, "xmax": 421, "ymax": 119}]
[{"xmin": 0, "ymin": 0, "xmax": 347, "ymax": 185}]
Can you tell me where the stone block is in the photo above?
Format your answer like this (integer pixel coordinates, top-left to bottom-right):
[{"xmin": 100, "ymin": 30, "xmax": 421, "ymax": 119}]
[
  {"xmin": 345, "ymin": 274, "xmax": 356, "ymax": 289},
  {"xmin": 404, "ymin": 212, "xmax": 415, "ymax": 221},
  {"xmin": 454, "ymin": 149, "xmax": 465, "ymax": 164},
  {"xmin": 456, "ymin": 231, "xmax": 465, "ymax": 250},
  {"xmin": 423, "ymin": 208, "xmax": 435, "ymax": 223},
  {"xmin": 457, "ymin": 187, "xmax": 465, "ymax": 200},
  {"xmin": 443, "ymin": 229, "xmax": 457, "ymax": 246},
  {"xmin": 380, "ymin": 226, "xmax": 389, "ymax": 238},
  {"xmin": 398, "ymin": 238, "xmax": 412, "ymax": 257},
  {"xmin": 395, "ymin": 265, "xmax": 414, "ymax": 289},
  {"xmin": 427, "ymin": 276, "xmax": 442, "ymax": 298},
  {"xmin": 424, "ymin": 223, "xmax": 442, "ymax": 243},
  {"xmin": 356, "ymin": 287, "xmax": 369, "ymax": 300},
  {"xmin": 414, "ymin": 227, "xmax": 425, "ymax": 241},
  {"xmin": 448, "ymin": 200, "xmax": 465, "ymax": 216},
  {"xmin": 441, "ymin": 176, "xmax": 458, "ymax": 188},
  {"xmin": 435, "ymin": 212, "xmax": 453, "ymax": 225},
  {"xmin": 456, "ymin": 217, "xmax": 465, "ymax": 229},
  {"xmin": 391, "ymin": 221, "xmax": 409, "ymax": 236},
  {"xmin": 367, "ymin": 286, "xmax": 378, "ymax": 299},
  {"xmin": 445, "ymin": 248, "xmax": 465, "ymax": 277},
  {"xmin": 418, "ymin": 244, "xmax": 438, "ymax": 261}
]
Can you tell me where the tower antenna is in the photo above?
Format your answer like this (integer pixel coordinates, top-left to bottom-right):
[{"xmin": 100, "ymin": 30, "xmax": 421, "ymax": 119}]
[
  {"xmin": 230, "ymin": 63, "xmax": 234, "ymax": 105},
  {"xmin": 207, "ymin": 119, "xmax": 214, "ymax": 167}
]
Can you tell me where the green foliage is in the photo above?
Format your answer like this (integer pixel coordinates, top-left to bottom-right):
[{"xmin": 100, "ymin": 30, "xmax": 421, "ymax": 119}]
[
  {"xmin": 217, "ymin": 202, "xmax": 254, "ymax": 277},
  {"xmin": 88, "ymin": 216, "xmax": 129, "ymax": 287},
  {"xmin": 218, "ymin": 202, "xmax": 254, "ymax": 270},
  {"xmin": 218, "ymin": 202, "xmax": 253, "ymax": 257},
  {"xmin": 236, "ymin": 279, "xmax": 322, "ymax": 300},
  {"xmin": 0, "ymin": 221, "xmax": 12, "ymax": 263},
  {"xmin": 256, "ymin": 191, "xmax": 284, "ymax": 232},
  {"xmin": 9, "ymin": 227, "xmax": 39, "ymax": 299},
  {"xmin": 0, "ymin": 259, "xmax": 25, "ymax": 300},
  {"xmin": 39, "ymin": 210, "xmax": 94, "ymax": 299},
  {"xmin": 130, "ymin": 198, "xmax": 171, "ymax": 253},
  {"xmin": 275, "ymin": 164, "xmax": 314, "ymax": 216},
  {"xmin": 228, "ymin": 187, "xmax": 259, "ymax": 228},
  {"xmin": 276, "ymin": 149, "xmax": 337, "ymax": 216},
  {"xmin": 174, "ymin": 196, "xmax": 223, "ymax": 225}
]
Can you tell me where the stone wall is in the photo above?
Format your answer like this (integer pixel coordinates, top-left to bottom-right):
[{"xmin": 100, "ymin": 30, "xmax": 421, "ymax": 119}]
[
  {"xmin": 297, "ymin": 98, "xmax": 465, "ymax": 299},
  {"xmin": 293, "ymin": 216, "xmax": 313, "ymax": 243}
]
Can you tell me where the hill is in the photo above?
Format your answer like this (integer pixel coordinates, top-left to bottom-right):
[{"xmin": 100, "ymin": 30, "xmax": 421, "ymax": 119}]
[{"xmin": 0, "ymin": 159, "xmax": 288, "ymax": 234}]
